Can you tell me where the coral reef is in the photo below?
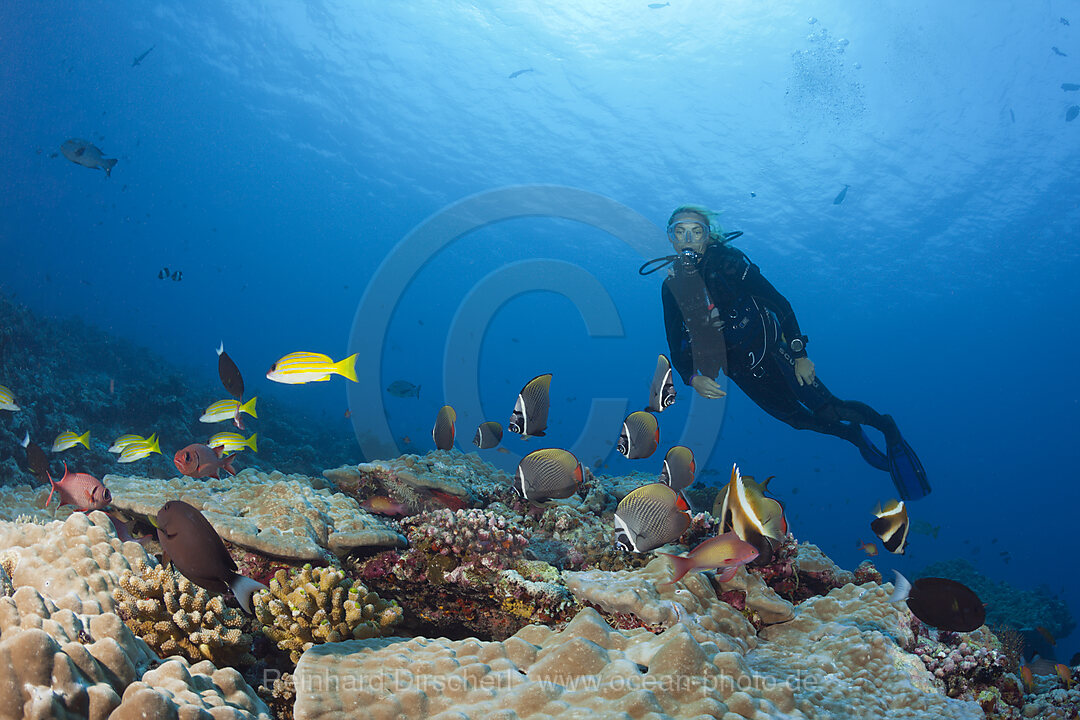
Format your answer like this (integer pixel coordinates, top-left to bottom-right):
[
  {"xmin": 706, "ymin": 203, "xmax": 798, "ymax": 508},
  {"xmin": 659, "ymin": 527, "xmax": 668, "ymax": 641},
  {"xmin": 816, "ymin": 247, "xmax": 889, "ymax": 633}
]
[
  {"xmin": 253, "ymin": 564, "xmax": 403, "ymax": 663},
  {"xmin": 113, "ymin": 559, "xmax": 256, "ymax": 667},
  {"xmin": 111, "ymin": 657, "xmax": 271, "ymax": 720}
]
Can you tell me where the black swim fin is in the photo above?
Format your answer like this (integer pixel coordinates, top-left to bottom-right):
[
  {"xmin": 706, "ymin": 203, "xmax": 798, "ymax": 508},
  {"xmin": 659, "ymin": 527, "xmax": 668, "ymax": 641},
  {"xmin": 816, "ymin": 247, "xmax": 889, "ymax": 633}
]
[
  {"xmin": 855, "ymin": 426, "xmax": 889, "ymax": 471},
  {"xmin": 887, "ymin": 434, "xmax": 931, "ymax": 501}
]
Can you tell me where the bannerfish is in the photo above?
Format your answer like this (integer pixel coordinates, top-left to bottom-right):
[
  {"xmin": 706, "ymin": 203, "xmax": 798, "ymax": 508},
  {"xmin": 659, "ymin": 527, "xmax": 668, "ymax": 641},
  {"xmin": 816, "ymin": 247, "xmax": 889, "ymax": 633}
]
[
  {"xmin": 0, "ymin": 384, "xmax": 19, "ymax": 412},
  {"xmin": 208, "ymin": 431, "xmax": 257, "ymax": 454},
  {"xmin": 508, "ymin": 68, "xmax": 534, "ymax": 79},
  {"xmin": 109, "ymin": 433, "xmax": 151, "ymax": 453},
  {"xmin": 614, "ymin": 483, "xmax": 690, "ymax": 553},
  {"xmin": 52, "ymin": 430, "xmax": 90, "ymax": 453},
  {"xmin": 618, "ymin": 410, "xmax": 659, "ymax": 459},
  {"xmin": 889, "ymin": 571, "xmax": 986, "ymax": 632},
  {"xmin": 154, "ymin": 500, "xmax": 267, "ymax": 613},
  {"xmin": 659, "ymin": 445, "xmax": 695, "ymax": 511},
  {"xmin": 1062, "ymin": 83, "xmax": 1080, "ymax": 91},
  {"xmin": 833, "ymin": 184, "xmax": 850, "ymax": 205},
  {"xmin": 870, "ymin": 499, "xmax": 910, "ymax": 554},
  {"xmin": 645, "ymin": 354, "xmax": 676, "ymax": 412},
  {"xmin": 118, "ymin": 435, "xmax": 162, "ymax": 463},
  {"xmin": 46, "ymin": 462, "xmax": 112, "ymax": 511},
  {"xmin": 387, "ymin": 380, "xmax": 421, "ymax": 398},
  {"xmin": 658, "ymin": 531, "xmax": 759, "ymax": 586},
  {"xmin": 1062, "ymin": 17, "xmax": 1071, "ymax": 26},
  {"xmin": 174, "ymin": 443, "xmax": 238, "ymax": 479},
  {"xmin": 472, "ymin": 421, "xmax": 503, "ymax": 449},
  {"xmin": 508, "ymin": 373, "xmax": 552, "ymax": 439},
  {"xmin": 856, "ymin": 540, "xmax": 879, "ymax": 557},
  {"xmin": 216, "ymin": 342, "xmax": 245, "ymax": 401},
  {"xmin": 714, "ymin": 464, "xmax": 788, "ymax": 564},
  {"xmin": 61, "ymin": 139, "xmax": 118, "ymax": 177},
  {"xmin": 200, "ymin": 397, "xmax": 258, "ymax": 424},
  {"xmin": 20, "ymin": 431, "xmax": 50, "ymax": 484},
  {"xmin": 360, "ymin": 496, "xmax": 407, "ymax": 517},
  {"xmin": 433, "ymin": 405, "xmax": 457, "ymax": 451},
  {"xmin": 132, "ymin": 45, "xmax": 155, "ymax": 67},
  {"xmin": 266, "ymin": 351, "xmax": 358, "ymax": 384},
  {"xmin": 514, "ymin": 448, "xmax": 582, "ymax": 502},
  {"xmin": 1067, "ymin": 105, "xmax": 1079, "ymax": 122}
]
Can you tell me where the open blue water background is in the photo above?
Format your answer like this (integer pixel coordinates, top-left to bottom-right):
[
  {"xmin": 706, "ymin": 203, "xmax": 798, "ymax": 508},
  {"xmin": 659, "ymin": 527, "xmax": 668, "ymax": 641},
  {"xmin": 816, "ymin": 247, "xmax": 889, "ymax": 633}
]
[{"xmin": 2, "ymin": 1, "xmax": 1078, "ymax": 658}]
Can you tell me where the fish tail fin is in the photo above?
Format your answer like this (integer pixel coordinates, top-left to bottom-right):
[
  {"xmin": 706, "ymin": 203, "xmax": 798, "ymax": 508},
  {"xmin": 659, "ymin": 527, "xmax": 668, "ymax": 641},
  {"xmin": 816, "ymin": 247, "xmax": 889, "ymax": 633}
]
[
  {"xmin": 657, "ymin": 553, "xmax": 692, "ymax": 587},
  {"xmin": 241, "ymin": 396, "xmax": 258, "ymax": 418},
  {"xmin": 77, "ymin": 431, "xmax": 90, "ymax": 448},
  {"xmin": 229, "ymin": 573, "xmax": 268, "ymax": 615},
  {"xmin": 222, "ymin": 453, "xmax": 238, "ymax": 476},
  {"xmin": 416, "ymin": 384, "xmax": 421, "ymax": 399},
  {"xmin": 103, "ymin": 158, "xmax": 117, "ymax": 177},
  {"xmin": 336, "ymin": 354, "xmax": 358, "ymax": 382},
  {"xmin": 888, "ymin": 570, "xmax": 912, "ymax": 603},
  {"xmin": 246, "ymin": 433, "xmax": 257, "ymax": 453},
  {"xmin": 150, "ymin": 435, "xmax": 161, "ymax": 454},
  {"xmin": 20, "ymin": 431, "xmax": 29, "ymax": 448}
]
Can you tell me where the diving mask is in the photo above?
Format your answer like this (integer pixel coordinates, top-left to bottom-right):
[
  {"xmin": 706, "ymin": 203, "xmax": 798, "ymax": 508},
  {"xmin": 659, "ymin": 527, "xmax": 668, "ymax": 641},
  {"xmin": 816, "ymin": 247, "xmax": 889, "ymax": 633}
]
[{"xmin": 666, "ymin": 219, "xmax": 709, "ymax": 246}]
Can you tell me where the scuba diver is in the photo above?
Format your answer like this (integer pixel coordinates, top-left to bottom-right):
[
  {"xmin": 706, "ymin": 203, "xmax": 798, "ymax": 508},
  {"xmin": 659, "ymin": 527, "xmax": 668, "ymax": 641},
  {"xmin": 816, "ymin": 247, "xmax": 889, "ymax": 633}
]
[{"xmin": 641, "ymin": 205, "xmax": 930, "ymax": 500}]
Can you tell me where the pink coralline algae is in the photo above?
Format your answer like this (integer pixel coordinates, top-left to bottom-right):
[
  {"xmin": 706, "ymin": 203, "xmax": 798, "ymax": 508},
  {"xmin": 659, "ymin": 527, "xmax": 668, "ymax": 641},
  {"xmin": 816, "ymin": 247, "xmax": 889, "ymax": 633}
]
[{"xmin": 404, "ymin": 508, "xmax": 529, "ymax": 565}]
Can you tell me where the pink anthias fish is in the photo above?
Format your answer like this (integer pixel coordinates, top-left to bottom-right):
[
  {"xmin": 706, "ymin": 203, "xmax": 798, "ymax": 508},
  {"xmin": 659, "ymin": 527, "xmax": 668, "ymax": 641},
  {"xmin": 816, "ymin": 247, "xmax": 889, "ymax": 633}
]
[
  {"xmin": 46, "ymin": 462, "xmax": 112, "ymax": 512},
  {"xmin": 658, "ymin": 531, "xmax": 760, "ymax": 587}
]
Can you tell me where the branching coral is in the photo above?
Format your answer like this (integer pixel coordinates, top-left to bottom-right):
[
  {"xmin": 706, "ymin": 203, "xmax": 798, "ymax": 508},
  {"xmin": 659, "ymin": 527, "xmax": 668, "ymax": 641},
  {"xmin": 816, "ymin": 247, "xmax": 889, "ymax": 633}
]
[
  {"xmin": 252, "ymin": 564, "xmax": 403, "ymax": 663},
  {"xmin": 113, "ymin": 559, "xmax": 255, "ymax": 667}
]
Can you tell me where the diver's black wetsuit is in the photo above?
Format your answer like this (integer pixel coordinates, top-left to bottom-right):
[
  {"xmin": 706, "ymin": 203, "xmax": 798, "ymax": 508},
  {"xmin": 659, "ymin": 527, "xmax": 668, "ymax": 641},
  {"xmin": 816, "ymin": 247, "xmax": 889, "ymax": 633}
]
[{"xmin": 661, "ymin": 241, "xmax": 903, "ymax": 457}]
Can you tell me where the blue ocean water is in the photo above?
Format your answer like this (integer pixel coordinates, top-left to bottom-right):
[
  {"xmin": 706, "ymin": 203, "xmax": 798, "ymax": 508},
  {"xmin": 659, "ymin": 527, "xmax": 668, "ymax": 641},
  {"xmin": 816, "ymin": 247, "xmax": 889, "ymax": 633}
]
[{"xmin": 2, "ymin": 0, "xmax": 1078, "ymax": 661}]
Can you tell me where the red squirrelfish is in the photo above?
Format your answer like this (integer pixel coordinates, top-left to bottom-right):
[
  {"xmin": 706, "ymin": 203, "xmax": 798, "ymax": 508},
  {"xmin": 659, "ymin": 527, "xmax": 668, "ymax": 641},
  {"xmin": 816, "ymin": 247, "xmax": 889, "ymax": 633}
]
[
  {"xmin": 658, "ymin": 531, "xmax": 759, "ymax": 586},
  {"xmin": 46, "ymin": 462, "xmax": 112, "ymax": 511},
  {"xmin": 174, "ymin": 443, "xmax": 238, "ymax": 479}
]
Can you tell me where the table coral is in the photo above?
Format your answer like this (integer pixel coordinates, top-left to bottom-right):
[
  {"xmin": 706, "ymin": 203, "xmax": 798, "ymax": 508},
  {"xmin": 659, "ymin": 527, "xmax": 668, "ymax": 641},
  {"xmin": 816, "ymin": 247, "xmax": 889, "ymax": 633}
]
[
  {"xmin": 252, "ymin": 564, "xmax": 403, "ymax": 663},
  {"xmin": 113, "ymin": 559, "xmax": 255, "ymax": 667}
]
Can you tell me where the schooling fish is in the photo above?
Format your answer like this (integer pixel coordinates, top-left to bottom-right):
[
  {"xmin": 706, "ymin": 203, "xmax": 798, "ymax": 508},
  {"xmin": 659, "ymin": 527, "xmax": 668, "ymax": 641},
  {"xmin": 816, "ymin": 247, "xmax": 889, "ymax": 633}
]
[
  {"xmin": 472, "ymin": 421, "xmax": 503, "ymax": 449},
  {"xmin": 889, "ymin": 571, "xmax": 986, "ymax": 632},
  {"xmin": 387, "ymin": 380, "xmax": 421, "ymax": 398},
  {"xmin": 870, "ymin": 499, "xmax": 910, "ymax": 554},
  {"xmin": 714, "ymin": 464, "xmax": 787, "ymax": 564},
  {"xmin": 60, "ymin": 139, "xmax": 118, "ymax": 177},
  {"xmin": 659, "ymin": 445, "xmax": 695, "ymax": 511},
  {"xmin": 132, "ymin": 45, "xmax": 155, "ymax": 67},
  {"xmin": 432, "ymin": 405, "xmax": 457, "ymax": 451},
  {"xmin": 1019, "ymin": 664, "xmax": 1035, "ymax": 693},
  {"xmin": 618, "ymin": 411, "xmax": 659, "ymax": 459},
  {"xmin": 200, "ymin": 397, "xmax": 258, "ymax": 424},
  {"xmin": 216, "ymin": 342, "xmax": 245, "ymax": 401},
  {"xmin": 46, "ymin": 462, "xmax": 112, "ymax": 511},
  {"xmin": 514, "ymin": 448, "xmax": 582, "ymax": 502},
  {"xmin": 158, "ymin": 267, "xmax": 169, "ymax": 279},
  {"xmin": 118, "ymin": 435, "xmax": 162, "ymax": 463},
  {"xmin": 0, "ymin": 384, "xmax": 20, "ymax": 412},
  {"xmin": 509, "ymin": 373, "xmax": 552, "ymax": 439},
  {"xmin": 52, "ymin": 430, "xmax": 90, "ymax": 453},
  {"xmin": 174, "ymin": 443, "xmax": 238, "ymax": 479},
  {"xmin": 1067, "ymin": 105, "xmax": 1079, "ymax": 122},
  {"xmin": 645, "ymin": 354, "xmax": 676, "ymax": 413},
  {"xmin": 614, "ymin": 483, "xmax": 690, "ymax": 553},
  {"xmin": 266, "ymin": 351, "xmax": 358, "ymax": 384},
  {"xmin": 833, "ymin": 184, "xmax": 850, "ymax": 205},
  {"xmin": 20, "ymin": 431, "xmax": 50, "ymax": 484},
  {"xmin": 154, "ymin": 500, "xmax": 267, "ymax": 613},
  {"xmin": 658, "ymin": 531, "xmax": 759, "ymax": 586},
  {"xmin": 207, "ymin": 431, "xmax": 257, "ymax": 454}
]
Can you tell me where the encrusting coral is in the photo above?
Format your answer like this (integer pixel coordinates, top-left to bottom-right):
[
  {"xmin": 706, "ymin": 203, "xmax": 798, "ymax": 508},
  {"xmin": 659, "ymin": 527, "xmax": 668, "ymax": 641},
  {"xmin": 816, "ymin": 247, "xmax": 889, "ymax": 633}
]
[
  {"xmin": 112, "ymin": 559, "xmax": 255, "ymax": 667},
  {"xmin": 253, "ymin": 564, "xmax": 403, "ymax": 663}
]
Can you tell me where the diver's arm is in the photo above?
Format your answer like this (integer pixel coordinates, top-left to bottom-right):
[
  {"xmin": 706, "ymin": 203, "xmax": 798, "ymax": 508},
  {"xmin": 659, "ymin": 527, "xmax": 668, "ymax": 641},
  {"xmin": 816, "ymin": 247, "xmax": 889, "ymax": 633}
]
[{"xmin": 661, "ymin": 282, "xmax": 695, "ymax": 385}]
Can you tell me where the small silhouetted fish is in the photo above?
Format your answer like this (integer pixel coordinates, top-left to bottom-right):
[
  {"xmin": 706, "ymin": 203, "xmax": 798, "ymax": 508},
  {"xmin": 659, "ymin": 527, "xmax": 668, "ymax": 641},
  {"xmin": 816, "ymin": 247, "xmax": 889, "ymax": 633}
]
[
  {"xmin": 49, "ymin": 152, "xmax": 58, "ymax": 158},
  {"xmin": 171, "ymin": 270, "xmax": 182, "ymax": 281},
  {"xmin": 155, "ymin": 500, "xmax": 266, "ymax": 613},
  {"xmin": 132, "ymin": 45, "xmax": 155, "ymax": 67},
  {"xmin": 1062, "ymin": 83, "xmax": 1080, "ymax": 91},
  {"xmin": 473, "ymin": 421, "xmax": 503, "ymax": 449},
  {"xmin": 387, "ymin": 380, "xmax": 421, "ymax": 398},
  {"xmin": 433, "ymin": 405, "xmax": 456, "ymax": 450},
  {"xmin": 750, "ymin": 191, "xmax": 756, "ymax": 197},
  {"xmin": 1062, "ymin": 17, "xmax": 1070, "ymax": 26},
  {"xmin": 158, "ymin": 268, "xmax": 167, "ymax": 279},
  {"xmin": 508, "ymin": 68, "xmax": 534, "ymax": 79},
  {"xmin": 890, "ymin": 571, "xmax": 985, "ymax": 632},
  {"xmin": 216, "ymin": 342, "xmax": 245, "ymax": 401},
  {"xmin": 1010, "ymin": 109, "xmax": 1015, "ymax": 123},
  {"xmin": 60, "ymin": 139, "xmax": 118, "ymax": 177},
  {"xmin": 1053, "ymin": 46, "xmax": 1068, "ymax": 57},
  {"xmin": 833, "ymin": 184, "xmax": 850, "ymax": 205},
  {"xmin": 648, "ymin": 2, "xmax": 670, "ymax": 7},
  {"xmin": 1067, "ymin": 105, "xmax": 1079, "ymax": 122}
]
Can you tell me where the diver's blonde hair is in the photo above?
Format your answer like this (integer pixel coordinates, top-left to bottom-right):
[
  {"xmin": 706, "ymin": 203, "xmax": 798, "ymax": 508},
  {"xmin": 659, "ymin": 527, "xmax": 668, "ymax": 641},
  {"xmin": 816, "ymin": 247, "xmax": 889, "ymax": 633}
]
[{"xmin": 668, "ymin": 205, "xmax": 726, "ymax": 243}]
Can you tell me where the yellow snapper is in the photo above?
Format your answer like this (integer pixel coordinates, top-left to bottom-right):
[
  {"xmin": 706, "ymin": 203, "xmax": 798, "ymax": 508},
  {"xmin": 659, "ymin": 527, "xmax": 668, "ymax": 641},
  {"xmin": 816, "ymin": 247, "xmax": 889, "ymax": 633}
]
[
  {"xmin": 52, "ymin": 430, "xmax": 90, "ymax": 453},
  {"xmin": 0, "ymin": 384, "xmax": 19, "ymax": 412},
  {"xmin": 266, "ymin": 352, "xmax": 358, "ymax": 384},
  {"xmin": 199, "ymin": 397, "xmax": 258, "ymax": 423},
  {"xmin": 208, "ymin": 431, "xmax": 257, "ymax": 453},
  {"xmin": 118, "ymin": 435, "xmax": 162, "ymax": 463},
  {"xmin": 109, "ymin": 433, "xmax": 154, "ymax": 454}
]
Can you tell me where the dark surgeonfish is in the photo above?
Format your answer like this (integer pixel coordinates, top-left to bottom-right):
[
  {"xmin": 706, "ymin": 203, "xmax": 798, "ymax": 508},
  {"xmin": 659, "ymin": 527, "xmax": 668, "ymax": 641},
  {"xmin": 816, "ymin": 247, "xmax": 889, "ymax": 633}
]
[
  {"xmin": 870, "ymin": 499, "xmax": 910, "ymax": 554},
  {"xmin": 132, "ymin": 45, "xmax": 155, "ymax": 67},
  {"xmin": 387, "ymin": 380, "xmax": 421, "ymax": 398},
  {"xmin": 509, "ymin": 373, "xmax": 552, "ymax": 439},
  {"xmin": 514, "ymin": 448, "xmax": 582, "ymax": 502},
  {"xmin": 472, "ymin": 421, "xmax": 503, "ymax": 449},
  {"xmin": 890, "ymin": 571, "xmax": 985, "ymax": 632},
  {"xmin": 614, "ymin": 483, "xmax": 690, "ymax": 553},
  {"xmin": 216, "ymin": 342, "xmax": 245, "ymax": 401},
  {"xmin": 20, "ymin": 431, "xmax": 50, "ymax": 484},
  {"xmin": 155, "ymin": 500, "xmax": 267, "ymax": 613},
  {"xmin": 433, "ymin": 405, "xmax": 457, "ymax": 450},
  {"xmin": 61, "ymin": 139, "xmax": 118, "ymax": 177},
  {"xmin": 1067, "ymin": 106, "xmax": 1079, "ymax": 122},
  {"xmin": 618, "ymin": 411, "xmax": 659, "ymax": 459},
  {"xmin": 645, "ymin": 354, "xmax": 676, "ymax": 412},
  {"xmin": 833, "ymin": 184, "xmax": 850, "ymax": 205}
]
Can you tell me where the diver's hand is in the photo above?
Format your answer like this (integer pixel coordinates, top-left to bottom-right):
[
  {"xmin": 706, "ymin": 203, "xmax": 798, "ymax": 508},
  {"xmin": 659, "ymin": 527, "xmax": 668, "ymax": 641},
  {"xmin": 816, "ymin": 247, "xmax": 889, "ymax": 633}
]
[
  {"xmin": 691, "ymin": 375, "xmax": 727, "ymax": 399},
  {"xmin": 794, "ymin": 357, "xmax": 816, "ymax": 386}
]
